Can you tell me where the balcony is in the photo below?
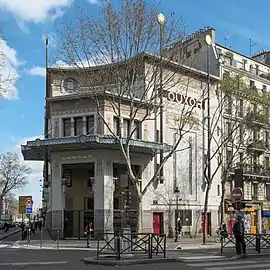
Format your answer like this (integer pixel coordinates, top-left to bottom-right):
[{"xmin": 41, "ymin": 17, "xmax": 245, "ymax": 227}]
[
  {"xmin": 246, "ymin": 140, "xmax": 267, "ymax": 154},
  {"xmin": 246, "ymin": 112, "xmax": 269, "ymax": 126},
  {"xmin": 234, "ymin": 162, "xmax": 270, "ymax": 177}
]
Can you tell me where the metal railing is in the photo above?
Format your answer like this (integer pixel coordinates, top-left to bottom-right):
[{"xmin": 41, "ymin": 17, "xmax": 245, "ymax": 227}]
[
  {"xmin": 97, "ymin": 232, "xmax": 166, "ymax": 260},
  {"xmin": 221, "ymin": 233, "xmax": 270, "ymax": 253}
]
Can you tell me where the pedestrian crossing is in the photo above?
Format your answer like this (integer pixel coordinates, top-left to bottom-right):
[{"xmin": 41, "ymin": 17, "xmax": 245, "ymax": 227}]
[{"xmin": 181, "ymin": 255, "xmax": 270, "ymax": 270}]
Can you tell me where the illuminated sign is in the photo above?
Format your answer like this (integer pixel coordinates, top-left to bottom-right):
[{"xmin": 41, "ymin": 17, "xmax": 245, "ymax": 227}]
[{"xmin": 165, "ymin": 91, "xmax": 205, "ymax": 109}]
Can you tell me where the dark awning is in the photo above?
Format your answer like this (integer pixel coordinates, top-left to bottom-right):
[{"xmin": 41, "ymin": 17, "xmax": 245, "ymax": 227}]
[{"xmin": 21, "ymin": 135, "xmax": 172, "ymax": 161}]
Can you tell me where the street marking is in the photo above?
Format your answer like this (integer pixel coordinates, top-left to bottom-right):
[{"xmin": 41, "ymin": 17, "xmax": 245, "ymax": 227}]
[
  {"xmin": 205, "ymin": 263, "xmax": 270, "ymax": 270},
  {"xmin": 0, "ymin": 261, "xmax": 68, "ymax": 266},
  {"xmin": 179, "ymin": 255, "xmax": 226, "ymax": 260},
  {"xmin": 188, "ymin": 260, "xmax": 260, "ymax": 267}
]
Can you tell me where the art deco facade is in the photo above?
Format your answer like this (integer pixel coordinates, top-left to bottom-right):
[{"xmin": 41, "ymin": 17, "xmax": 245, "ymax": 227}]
[{"xmin": 21, "ymin": 47, "xmax": 220, "ymax": 238}]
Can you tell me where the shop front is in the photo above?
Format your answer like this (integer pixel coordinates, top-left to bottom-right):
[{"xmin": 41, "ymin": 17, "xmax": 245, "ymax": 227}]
[{"xmin": 225, "ymin": 204, "xmax": 257, "ymax": 235}]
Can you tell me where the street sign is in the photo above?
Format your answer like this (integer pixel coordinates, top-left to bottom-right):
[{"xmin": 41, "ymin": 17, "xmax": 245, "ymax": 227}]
[
  {"xmin": 231, "ymin": 188, "xmax": 243, "ymax": 201},
  {"xmin": 25, "ymin": 199, "xmax": 33, "ymax": 207},
  {"xmin": 19, "ymin": 196, "xmax": 32, "ymax": 214},
  {"xmin": 26, "ymin": 207, "xmax": 32, "ymax": 214}
]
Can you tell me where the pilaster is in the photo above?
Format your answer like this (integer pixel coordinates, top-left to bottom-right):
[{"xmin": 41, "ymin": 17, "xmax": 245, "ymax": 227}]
[
  {"xmin": 94, "ymin": 160, "xmax": 114, "ymax": 236},
  {"xmin": 71, "ymin": 117, "xmax": 75, "ymax": 136}
]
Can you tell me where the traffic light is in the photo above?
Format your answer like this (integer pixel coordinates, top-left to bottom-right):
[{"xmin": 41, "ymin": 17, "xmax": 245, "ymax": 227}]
[{"xmin": 235, "ymin": 169, "xmax": 243, "ymax": 188}]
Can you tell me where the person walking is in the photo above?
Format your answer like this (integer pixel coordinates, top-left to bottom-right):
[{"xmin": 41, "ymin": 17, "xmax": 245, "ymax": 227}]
[
  {"xmin": 233, "ymin": 214, "xmax": 246, "ymax": 258},
  {"xmin": 84, "ymin": 221, "xmax": 92, "ymax": 248}
]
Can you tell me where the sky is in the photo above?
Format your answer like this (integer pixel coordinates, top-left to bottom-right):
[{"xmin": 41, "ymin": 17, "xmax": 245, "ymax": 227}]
[{"xmin": 0, "ymin": 0, "xmax": 269, "ymax": 209}]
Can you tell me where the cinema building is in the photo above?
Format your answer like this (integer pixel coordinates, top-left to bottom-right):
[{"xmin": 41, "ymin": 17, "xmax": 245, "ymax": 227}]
[{"xmin": 21, "ymin": 31, "xmax": 221, "ymax": 238}]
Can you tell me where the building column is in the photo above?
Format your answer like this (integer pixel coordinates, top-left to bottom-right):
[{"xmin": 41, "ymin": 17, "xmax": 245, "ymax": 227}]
[
  {"xmin": 71, "ymin": 117, "xmax": 75, "ymax": 136},
  {"xmin": 51, "ymin": 162, "xmax": 64, "ymax": 238},
  {"xmin": 83, "ymin": 116, "xmax": 87, "ymax": 134},
  {"xmin": 94, "ymin": 159, "xmax": 114, "ymax": 237}
]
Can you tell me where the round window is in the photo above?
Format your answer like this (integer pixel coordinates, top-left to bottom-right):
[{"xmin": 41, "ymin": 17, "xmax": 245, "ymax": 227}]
[{"xmin": 62, "ymin": 78, "xmax": 78, "ymax": 93}]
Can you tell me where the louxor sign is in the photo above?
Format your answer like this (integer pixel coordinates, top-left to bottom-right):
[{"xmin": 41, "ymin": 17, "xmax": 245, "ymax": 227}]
[{"xmin": 165, "ymin": 91, "xmax": 205, "ymax": 109}]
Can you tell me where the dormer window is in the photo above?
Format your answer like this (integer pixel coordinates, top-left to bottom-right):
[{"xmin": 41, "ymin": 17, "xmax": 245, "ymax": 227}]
[{"xmin": 62, "ymin": 77, "xmax": 78, "ymax": 93}]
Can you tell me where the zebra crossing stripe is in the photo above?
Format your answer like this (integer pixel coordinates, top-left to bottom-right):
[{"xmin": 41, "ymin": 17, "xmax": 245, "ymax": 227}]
[
  {"xmin": 178, "ymin": 255, "xmax": 225, "ymax": 260},
  {"xmin": 187, "ymin": 259, "xmax": 270, "ymax": 270}
]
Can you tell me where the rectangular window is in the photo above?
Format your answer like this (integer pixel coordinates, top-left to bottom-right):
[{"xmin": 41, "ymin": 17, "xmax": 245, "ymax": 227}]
[
  {"xmin": 84, "ymin": 197, "xmax": 94, "ymax": 210},
  {"xmin": 134, "ymin": 121, "xmax": 142, "ymax": 139},
  {"xmin": 178, "ymin": 210, "xmax": 192, "ymax": 226},
  {"xmin": 86, "ymin": 115, "xmax": 95, "ymax": 134},
  {"xmin": 239, "ymin": 153, "xmax": 243, "ymax": 165},
  {"xmin": 87, "ymin": 163, "xmax": 95, "ymax": 189},
  {"xmin": 113, "ymin": 117, "xmax": 120, "ymax": 136},
  {"xmin": 252, "ymin": 183, "xmax": 258, "ymax": 200},
  {"xmin": 242, "ymin": 59, "xmax": 247, "ymax": 70},
  {"xmin": 217, "ymin": 185, "xmax": 220, "ymax": 196},
  {"xmin": 238, "ymin": 99, "xmax": 243, "ymax": 117},
  {"xmin": 266, "ymin": 131, "xmax": 269, "ymax": 148},
  {"xmin": 226, "ymin": 149, "xmax": 233, "ymax": 164},
  {"xmin": 226, "ymin": 122, "xmax": 232, "ymax": 142},
  {"xmin": 156, "ymin": 130, "xmax": 160, "ymax": 143},
  {"xmin": 63, "ymin": 118, "xmax": 71, "ymax": 137},
  {"xmin": 266, "ymin": 184, "xmax": 270, "ymax": 200},
  {"xmin": 123, "ymin": 119, "xmax": 130, "ymax": 138},
  {"xmin": 63, "ymin": 169, "xmax": 72, "ymax": 187},
  {"xmin": 255, "ymin": 64, "xmax": 259, "ymax": 75},
  {"xmin": 225, "ymin": 96, "xmax": 232, "ymax": 114},
  {"xmin": 114, "ymin": 198, "xmax": 120, "ymax": 209},
  {"xmin": 265, "ymin": 157, "xmax": 270, "ymax": 170},
  {"xmin": 263, "ymin": 85, "xmax": 267, "ymax": 92},
  {"xmin": 74, "ymin": 117, "xmax": 83, "ymax": 136}
]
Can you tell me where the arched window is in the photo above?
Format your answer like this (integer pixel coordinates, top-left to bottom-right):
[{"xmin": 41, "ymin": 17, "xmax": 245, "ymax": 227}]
[{"xmin": 62, "ymin": 77, "xmax": 78, "ymax": 93}]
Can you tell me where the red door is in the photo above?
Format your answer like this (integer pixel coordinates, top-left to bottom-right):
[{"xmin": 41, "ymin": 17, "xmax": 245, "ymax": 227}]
[
  {"xmin": 202, "ymin": 213, "xmax": 208, "ymax": 234},
  {"xmin": 153, "ymin": 213, "xmax": 161, "ymax": 234}
]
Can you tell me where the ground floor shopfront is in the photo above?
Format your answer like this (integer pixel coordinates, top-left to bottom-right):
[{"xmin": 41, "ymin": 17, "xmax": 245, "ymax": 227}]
[{"xmin": 224, "ymin": 201, "xmax": 263, "ymax": 235}]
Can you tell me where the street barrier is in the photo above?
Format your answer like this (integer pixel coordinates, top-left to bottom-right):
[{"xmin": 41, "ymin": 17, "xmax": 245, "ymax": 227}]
[
  {"xmin": 97, "ymin": 233, "xmax": 166, "ymax": 260},
  {"xmin": 221, "ymin": 233, "xmax": 270, "ymax": 253}
]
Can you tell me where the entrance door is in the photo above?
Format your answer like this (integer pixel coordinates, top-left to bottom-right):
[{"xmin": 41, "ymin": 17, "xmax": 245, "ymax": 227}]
[{"xmin": 153, "ymin": 212, "xmax": 163, "ymax": 234}]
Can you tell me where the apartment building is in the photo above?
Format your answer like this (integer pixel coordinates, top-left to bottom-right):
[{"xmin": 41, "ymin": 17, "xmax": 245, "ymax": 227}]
[
  {"xmin": 215, "ymin": 46, "xmax": 270, "ymax": 234},
  {"xmin": 21, "ymin": 48, "xmax": 220, "ymax": 239}
]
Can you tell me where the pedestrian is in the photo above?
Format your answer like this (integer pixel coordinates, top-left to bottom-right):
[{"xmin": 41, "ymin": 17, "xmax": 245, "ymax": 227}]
[
  {"xmin": 233, "ymin": 214, "xmax": 246, "ymax": 258},
  {"xmin": 84, "ymin": 221, "xmax": 92, "ymax": 248},
  {"xmin": 175, "ymin": 218, "xmax": 182, "ymax": 242}
]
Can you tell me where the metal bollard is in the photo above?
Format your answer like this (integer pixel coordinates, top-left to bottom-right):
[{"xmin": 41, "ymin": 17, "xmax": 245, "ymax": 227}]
[
  {"xmin": 27, "ymin": 228, "xmax": 31, "ymax": 246},
  {"xmin": 56, "ymin": 230, "xmax": 60, "ymax": 250},
  {"xmin": 40, "ymin": 229, "xmax": 43, "ymax": 249}
]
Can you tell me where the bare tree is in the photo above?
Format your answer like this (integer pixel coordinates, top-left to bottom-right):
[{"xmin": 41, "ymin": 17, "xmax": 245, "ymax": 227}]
[
  {"xmin": 55, "ymin": 0, "xmax": 208, "ymax": 232},
  {"xmin": 0, "ymin": 152, "xmax": 31, "ymax": 214},
  {"xmin": 202, "ymin": 72, "xmax": 268, "ymax": 243}
]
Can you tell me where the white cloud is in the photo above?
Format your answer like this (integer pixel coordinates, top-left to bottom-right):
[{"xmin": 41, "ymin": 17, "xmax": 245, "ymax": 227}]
[
  {"xmin": 88, "ymin": 0, "xmax": 99, "ymax": 4},
  {"xmin": 7, "ymin": 136, "xmax": 44, "ymax": 208},
  {"xmin": 0, "ymin": 39, "xmax": 20, "ymax": 99},
  {"xmin": 0, "ymin": 0, "xmax": 73, "ymax": 23},
  {"xmin": 25, "ymin": 66, "xmax": 46, "ymax": 77}
]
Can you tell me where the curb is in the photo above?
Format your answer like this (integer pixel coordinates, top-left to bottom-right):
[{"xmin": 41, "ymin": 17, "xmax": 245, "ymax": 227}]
[
  {"xmin": 0, "ymin": 230, "xmax": 21, "ymax": 241},
  {"xmin": 84, "ymin": 256, "xmax": 179, "ymax": 266}
]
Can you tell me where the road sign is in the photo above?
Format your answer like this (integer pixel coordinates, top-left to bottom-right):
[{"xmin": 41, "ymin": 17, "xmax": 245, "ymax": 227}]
[
  {"xmin": 26, "ymin": 207, "xmax": 32, "ymax": 214},
  {"xmin": 19, "ymin": 196, "xmax": 32, "ymax": 214},
  {"xmin": 231, "ymin": 188, "xmax": 243, "ymax": 201},
  {"xmin": 25, "ymin": 199, "xmax": 33, "ymax": 207}
]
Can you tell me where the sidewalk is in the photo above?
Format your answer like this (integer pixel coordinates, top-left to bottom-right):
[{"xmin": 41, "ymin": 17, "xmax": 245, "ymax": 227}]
[{"xmin": 17, "ymin": 230, "xmax": 224, "ymax": 251}]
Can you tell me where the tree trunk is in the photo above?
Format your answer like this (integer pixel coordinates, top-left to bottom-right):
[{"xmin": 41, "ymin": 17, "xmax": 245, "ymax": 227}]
[
  {"xmin": 202, "ymin": 185, "xmax": 210, "ymax": 245},
  {"xmin": 136, "ymin": 196, "xmax": 142, "ymax": 234},
  {"xmin": 0, "ymin": 195, "xmax": 3, "ymax": 216},
  {"xmin": 219, "ymin": 181, "xmax": 226, "ymax": 224}
]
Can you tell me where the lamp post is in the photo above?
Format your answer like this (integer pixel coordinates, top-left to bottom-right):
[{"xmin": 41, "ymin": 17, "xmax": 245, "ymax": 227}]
[
  {"xmin": 202, "ymin": 34, "xmax": 212, "ymax": 244},
  {"xmin": 174, "ymin": 186, "xmax": 180, "ymax": 242},
  {"xmin": 157, "ymin": 13, "xmax": 166, "ymax": 183}
]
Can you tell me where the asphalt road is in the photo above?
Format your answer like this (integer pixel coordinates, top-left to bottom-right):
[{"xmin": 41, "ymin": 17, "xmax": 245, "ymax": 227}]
[{"xmin": 0, "ymin": 231, "xmax": 269, "ymax": 269}]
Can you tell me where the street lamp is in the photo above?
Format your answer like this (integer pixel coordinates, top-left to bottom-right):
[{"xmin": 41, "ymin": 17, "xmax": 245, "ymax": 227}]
[
  {"xmin": 202, "ymin": 34, "xmax": 212, "ymax": 245},
  {"xmin": 157, "ymin": 13, "xmax": 166, "ymax": 184},
  {"xmin": 174, "ymin": 186, "xmax": 180, "ymax": 242}
]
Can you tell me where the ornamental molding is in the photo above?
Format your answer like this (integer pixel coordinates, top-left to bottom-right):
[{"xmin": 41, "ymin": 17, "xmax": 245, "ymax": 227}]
[{"xmin": 52, "ymin": 108, "xmax": 94, "ymax": 116}]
